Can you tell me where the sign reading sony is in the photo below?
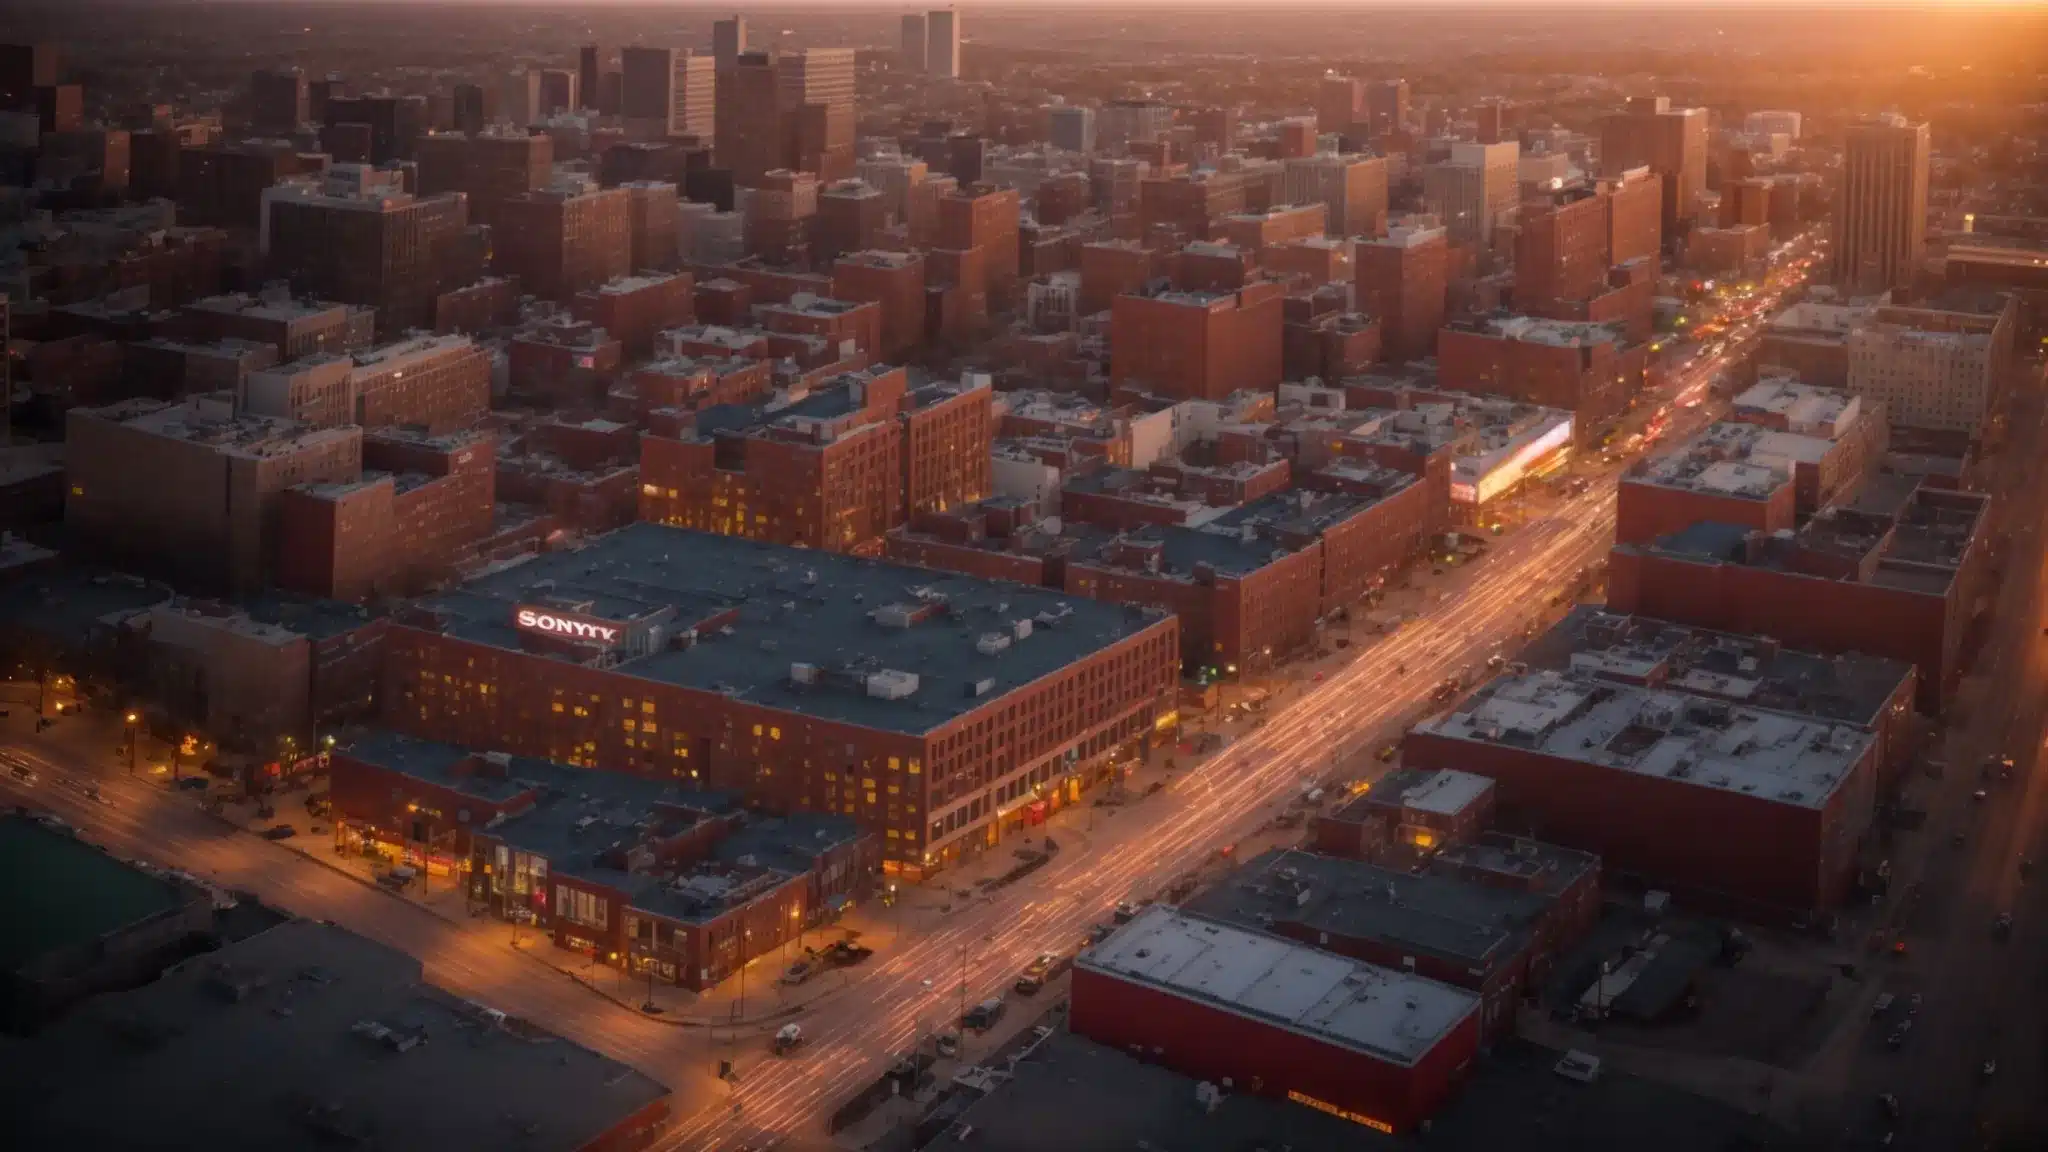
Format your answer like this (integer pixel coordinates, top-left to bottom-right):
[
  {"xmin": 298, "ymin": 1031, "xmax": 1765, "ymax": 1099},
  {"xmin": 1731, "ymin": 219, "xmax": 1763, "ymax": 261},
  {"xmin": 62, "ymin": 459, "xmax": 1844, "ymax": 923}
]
[{"xmin": 515, "ymin": 606, "xmax": 622, "ymax": 645}]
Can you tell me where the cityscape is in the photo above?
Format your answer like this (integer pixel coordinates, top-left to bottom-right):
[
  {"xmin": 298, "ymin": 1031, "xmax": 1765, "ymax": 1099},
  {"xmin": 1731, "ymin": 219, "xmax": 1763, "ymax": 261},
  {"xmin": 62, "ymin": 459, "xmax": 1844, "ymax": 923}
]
[{"xmin": 1, "ymin": 2, "xmax": 2046, "ymax": 1150}]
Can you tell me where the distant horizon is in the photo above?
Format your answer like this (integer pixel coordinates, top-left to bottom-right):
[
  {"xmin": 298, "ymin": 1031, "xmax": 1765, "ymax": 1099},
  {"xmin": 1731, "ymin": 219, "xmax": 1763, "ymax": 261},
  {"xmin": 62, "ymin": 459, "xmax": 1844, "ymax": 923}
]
[{"xmin": 28, "ymin": 0, "xmax": 2048, "ymax": 8}]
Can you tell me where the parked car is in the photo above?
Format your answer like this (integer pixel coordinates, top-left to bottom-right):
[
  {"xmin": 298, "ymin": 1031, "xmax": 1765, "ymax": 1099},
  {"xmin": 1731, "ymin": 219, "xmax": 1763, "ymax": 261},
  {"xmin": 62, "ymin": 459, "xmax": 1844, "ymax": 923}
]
[
  {"xmin": 1112, "ymin": 901, "xmax": 1140, "ymax": 924},
  {"xmin": 962, "ymin": 996, "xmax": 1005, "ymax": 1032},
  {"xmin": 935, "ymin": 1030, "xmax": 960, "ymax": 1057},
  {"xmin": 1014, "ymin": 952, "xmax": 1070, "ymax": 996},
  {"xmin": 781, "ymin": 959, "xmax": 817, "ymax": 986},
  {"xmin": 174, "ymin": 776, "xmax": 209, "ymax": 792},
  {"xmin": 821, "ymin": 940, "xmax": 873, "ymax": 967},
  {"xmin": 261, "ymin": 824, "xmax": 297, "ymax": 841}
]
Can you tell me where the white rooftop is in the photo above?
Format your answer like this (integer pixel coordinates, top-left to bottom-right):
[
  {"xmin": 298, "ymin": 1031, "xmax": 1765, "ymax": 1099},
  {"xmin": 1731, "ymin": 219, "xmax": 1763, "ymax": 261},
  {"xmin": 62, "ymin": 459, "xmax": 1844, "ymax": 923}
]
[
  {"xmin": 1420, "ymin": 670, "xmax": 1871, "ymax": 810},
  {"xmin": 1080, "ymin": 905, "xmax": 1479, "ymax": 1067},
  {"xmin": 1397, "ymin": 768, "xmax": 1495, "ymax": 816},
  {"xmin": 1733, "ymin": 378, "xmax": 1859, "ymax": 438},
  {"xmin": 1632, "ymin": 421, "xmax": 1818, "ymax": 497}
]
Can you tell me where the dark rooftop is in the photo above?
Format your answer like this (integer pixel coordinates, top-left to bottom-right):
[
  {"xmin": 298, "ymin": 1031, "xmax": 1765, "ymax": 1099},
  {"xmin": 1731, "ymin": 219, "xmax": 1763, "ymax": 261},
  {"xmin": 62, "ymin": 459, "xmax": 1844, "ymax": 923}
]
[
  {"xmin": 1522, "ymin": 606, "xmax": 1916, "ymax": 730},
  {"xmin": 0, "ymin": 568, "xmax": 174, "ymax": 651},
  {"xmin": 405, "ymin": 524, "xmax": 1168, "ymax": 736},
  {"xmin": 1182, "ymin": 847, "xmax": 1544, "ymax": 972},
  {"xmin": 925, "ymin": 1028, "xmax": 1804, "ymax": 1152},
  {"xmin": 0, "ymin": 816, "xmax": 197, "ymax": 971},
  {"xmin": 0, "ymin": 919, "xmax": 670, "ymax": 1152}
]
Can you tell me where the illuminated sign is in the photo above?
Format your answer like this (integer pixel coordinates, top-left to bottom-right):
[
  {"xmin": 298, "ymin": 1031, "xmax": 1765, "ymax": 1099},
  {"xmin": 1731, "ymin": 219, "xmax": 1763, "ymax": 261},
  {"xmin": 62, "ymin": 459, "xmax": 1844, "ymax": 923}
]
[
  {"xmin": 515, "ymin": 606, "xmax": 621, "ymax": 646},
  {"xmin": 1286, "ymin": 1091, "xmax": 1395, "ymax": 1134}
]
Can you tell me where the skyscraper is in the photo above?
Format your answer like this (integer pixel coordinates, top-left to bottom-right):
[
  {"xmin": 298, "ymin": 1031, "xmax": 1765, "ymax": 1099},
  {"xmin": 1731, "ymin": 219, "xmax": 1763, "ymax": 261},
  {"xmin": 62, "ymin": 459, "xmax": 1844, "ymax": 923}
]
[
  {"xmin": 1318, "ymin": 76, "xmax": 1364, "ymax": 135},
  {"xmin": 1366, "ymin": 79, "xmax": 1410, "ymax": 136},
  {"xmin": 926, "ymin": 9, "xmax": 961, "ymax": 80},
  {"xmin": 712, "ymin": 16, "xmax": 746, "ymax": 74},
  {"xmin": 578, "ymin": 45, "xmax": 602, "ymax": 111},
  {"xmin": 779, "ymin": 48, "xmax": 858, "ymax": 183},
  {"xmin": 1834, "ymin": 116, "xmax": 1930, "ymax": 295},
  {"xmin": 260, "ymin": 166, "xmax": 470, "ymax": 336},
  {"xmin": 621, "ymin": 47, "xmax": 715, "ymax": 141},
  {"xmin": 900, "ymin": 14, "xmax": 927, "ymax": 72},
  {"xmin": 250, "ymin": 69, "xmax": 309, "ymax": 135},
  {"xmin": 1600, "ymin": 95, "xmax": 1708, "ymax": 238},
  {"xmin": 1422, "ymin": 141, "xmax": 1518, "ymax": 246},
  {"xmin": 1049, "ymin": 106, "xmax": 1095, "ymax": 155}
]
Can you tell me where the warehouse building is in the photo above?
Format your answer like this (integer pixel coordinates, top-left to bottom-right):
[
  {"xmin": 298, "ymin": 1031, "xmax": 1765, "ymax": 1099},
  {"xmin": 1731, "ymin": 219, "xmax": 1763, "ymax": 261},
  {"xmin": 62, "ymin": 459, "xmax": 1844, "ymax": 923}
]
[{"xmin": 1072, "ymin": 904, "xmax": 1482, "ymax": 1134}]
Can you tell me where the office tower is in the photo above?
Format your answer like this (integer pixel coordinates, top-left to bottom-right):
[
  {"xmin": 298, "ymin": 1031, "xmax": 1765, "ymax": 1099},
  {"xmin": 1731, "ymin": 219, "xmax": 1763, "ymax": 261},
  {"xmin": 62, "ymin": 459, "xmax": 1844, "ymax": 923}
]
[
  {"xmin": 780, "ymin": 48, "xmax": 858, "ymax": 183},
  {"xmin": 670, "ymin": 53, "xmax": 716, "ymax": 140},
  {"xmin": 717, "ymin": 52, "xmax": 784, "ymax": 187},
  {"xmin": 579, "ymin": 45, "xmax": 602, "ymax": 110},
  {"xmin": 927, "ymin": 9, "xmax": 962, "ymax": 80},
  {"xmin": 1834, "ymin": 116, "xmax": 1930, "ymax": 295},
  {"xmin": 622, "ymin": 47, "xmax": 715, "ymax": 141},
  {"xmin": 502, "ymin": 69, "xmax": 543, "ymax": 128},
  {"xmin": 1600, "ymin": 95, "xmax": 1708, "ymax": 237},
  {"xmin": 621, "ymin": 180, "xmax": 683, "ymax": 272},
  {"xmin": 495, "ymin": 173, "xmax": 633, "ymax": 301},
  {"xmin": 323, "ymin": 94, "xmax": 423, "ymax": 165},
  {"xmin": 1422, "ymin": 141, "xmax": 1518, "ymax": 246},
  {"xmin": 1367, "ymin": 79, "xmax": 1410, "ymax": 136},
  {"xmin": 1193, "ymin": 107, "xmax": 1238, "ymax": 150},
  {"xmin": 1319, "ymin": 76, "xmax": 1364, "ymax": 135},
  {"xmin": 250, "ymin": 69, "xmax": 309, "ymax": 134},
  {"xmin": 713, "ymin": 17, "xmax": 746, "ymax": 73},
  {"xmin": 1049, "ymin": 106, "xmax": 1095, "ymax": 154},
  {"xmin": 1277, "ymin": 118, "xmax": 1317, "ymax": 160},
  {"xmin": 415, "ymin": 129, "xmax": 551, "ymax": 231},
  {"xmin": 261, "ymin": 166, "xmax": 470, "ymax": 335},
  {"xmin": 0, "ymin": 43, "xmax": 58, "ymax": 107},
  {"xmin": 451, "ymin": 84, "xmax": 488, "ymax": 136},
  {"xmin": 1356, "ymin": 220, "xmax": 1449, "ymax": 363},
  {"xmin": 537, "ymin": 69, "xmax": 578, "ymax": 117},
  {"xmin": 1476, "ymin": 100, "xmax": 1510, "ymax": 146},
  {"xmin": 178, "ymin": 142, "xmax": 328, "ymax": 229},
  {"xmin": 1605, "ymin": 167, "xmax": 1663, "ymax": 267},
  {"xmin": 1098, "ymin": 100, "xmax": 1173, "ymax": 151},
  {"xmin": 1283, "ymin": 153, "xmax": 1389, "ymax": 238},
  {"xmin": 1744, "ymin": 110, "xmax": 1802, "ymax": 140},
  {"xmin": 900, "ymin": 14, "xmax": 927, "ymax": 71}
]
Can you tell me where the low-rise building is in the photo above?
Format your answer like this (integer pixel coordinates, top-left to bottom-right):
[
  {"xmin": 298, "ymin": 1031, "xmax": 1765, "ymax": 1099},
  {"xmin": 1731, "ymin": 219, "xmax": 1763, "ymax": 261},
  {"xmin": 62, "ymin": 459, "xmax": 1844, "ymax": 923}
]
[{"xmin": 1311, "ymin": 767, "xmax": 1496, "ymax": 859}]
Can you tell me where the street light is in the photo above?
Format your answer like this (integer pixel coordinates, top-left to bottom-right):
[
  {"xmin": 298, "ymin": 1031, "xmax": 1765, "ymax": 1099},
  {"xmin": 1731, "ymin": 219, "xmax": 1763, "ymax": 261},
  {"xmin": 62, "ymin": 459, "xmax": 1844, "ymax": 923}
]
[{"xmin": 124, "ymin": 712, "xmax": 140, "ymax": 775}]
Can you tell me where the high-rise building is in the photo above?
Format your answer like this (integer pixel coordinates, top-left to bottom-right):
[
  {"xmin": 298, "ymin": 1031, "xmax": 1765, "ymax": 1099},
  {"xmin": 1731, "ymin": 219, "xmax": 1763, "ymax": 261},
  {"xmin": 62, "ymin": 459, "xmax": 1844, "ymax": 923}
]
[
  {"xmin": 1283, "ymin": 153, "xmax": 1389, "ymax": 238},
  {"xmin": 1834, "ymin": 116, "xmax": 1930, "ymax": 295},
  {"xmin": 250, "ymin": 69, "xmax": 309, "ymax": 135},
  {"xmin": 1355, "ymin": 220, "xmax": 1449, "ymax": 364},
  {"xmin": 1600, "ymin": 96, "xmax": 1708, "ymax": 237},
  {"xmin": 927, "ymin": 9, "xmax": 962, "ymax": 80},
  {"xmin": 322, "ymin": 94, "xmax": 424, "ymax": 165},
  {"xmin": 578, "ymin": 45, "xmax": 602, "ymax": 111},
  {"xmin": 1049, "ymin": 106, "xmax": 1095, "ymax": 154},
  {"xmin": 537, "ymin": 69, "xmax": 578, "ymax": 117},
  {"xmin": 712, "ymin": 16, "xmax": 747, "ymax": 74},
  {"xmin": 261, "ymin": 165, "xmax": 471, "ymax": 336},
  {"xmin": 451, "ymin": 83, "xmax": 489, "ymax": 136},
  {"xmin": 1367, "ymin": 79, "xmax": 1410, "ymax": 136},
  {"xmin": 779, "ymin": 48, "xmax": 858, "ymax": 183},
  {"xmin": 900, "ymin": 14, "xmax": 927, "ymax": 71},
  {"xmin": 1605, "ymin": 167, "xmax": 1664, "ymax": 268},
  {"xmin": 1422, "ymin": 141, "xmax": 1518, "ymax": 246},
  {"xmin": 414, "ymin": 129, "xmax": 551, "ymax": 232},
  {"xmin": 501, "ymin": 69, "xmax": 542, "ymax": 129},
  {"xmin": 1319, "ymin": 76, "xmax": 1364, "ymax": 135},
  {"xmin": 0, "ymin": 42, "xmax": 58, "ymax": 107},
  {"xmin": 1098, "ymin": 100, "xmax": 1173, "ymax": 152},
  {"xmin": 495, "ymin": 173, "xmax": 633, "ymax": 301},
  {"xmin": 619, "ymin": 47, "xmax": 712, "ymax": 140}
]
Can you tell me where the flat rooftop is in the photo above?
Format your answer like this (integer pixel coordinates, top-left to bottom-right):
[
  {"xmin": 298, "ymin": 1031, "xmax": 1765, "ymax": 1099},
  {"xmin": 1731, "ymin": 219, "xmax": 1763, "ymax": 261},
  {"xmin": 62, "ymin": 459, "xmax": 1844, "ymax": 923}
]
[
  {"xmin": 0, "ymin": 919, "xmax": 669, "ymax": 1151},
  {"xmin": 1451, "ymin": 313, "xmax": 1626, "ymax": 348},
  {"xmin": 1628, "ymin": 421, "xmax": 1822, "ymax": 498},
  {"xmin": 1418, "ymin": 670, "xmax": 1873, "ymax": 810},
  {"xmin": 81, "ymin": 395, "xmax": 358, "ymax": 459},
  {"xmin": 405, "ymin": 524, "xmax": 1167, "ymax": 736},
  {"xmin": 1183, "ymin": 848, "xmax": 1539, "ymax": 972},
  {"xmin": 1430, "ymin": 832, "xmax": 1600, "ymax": 902},
  {"xmin": 1523, "ymin": 606, "xmax": 1915, "ymax": 730},
  {"xmin": 928, "ymin": 1031, "xmax": 1795, "ymax": 1152},
  {"xmin": 0, "ymin": 815, "xmax": 196, "ymax": 970},
  {"xmin": 1731, "ymin": 378, "xmax": 1860, "ymax": 437},
  {"xmin": 1374, "ymin": 766, "xmax": 1496, "ymax": 816},
  {"xmin": 1080, "ymin": 904, "xmax": 1480, "ymax": 1067}
]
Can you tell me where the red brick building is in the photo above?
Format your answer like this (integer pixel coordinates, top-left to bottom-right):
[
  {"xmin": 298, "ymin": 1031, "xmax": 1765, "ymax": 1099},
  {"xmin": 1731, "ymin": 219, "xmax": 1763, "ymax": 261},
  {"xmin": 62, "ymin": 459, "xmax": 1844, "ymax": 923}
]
[
  {"xmin": 1073, "ymin": 905, "xmax": 1482, "ymax": 1134},
  {"xmin": 1312, "ymin": 767, "xmax": 1496, "ymax": 859},
  {"xmin": 377, "ymin": 525, "xmax": 1179, "ymax": 876},
  {"xmin": 938, "ymin": 184, "xmax": 1022, "ymax": 305},
  {"xmin": 413, "ymin": 129, "xmax": 551, "ymax": 231},
  {"xmin": 572, "ymin": 272, "xmax": 695, "ymax": 359},
  {"xmin": 496, "ymin": 176, "xmax": 633, "ymax": 302},
  {"xmin": 276, "ymin": 429, "xmax": 496, "ymax": 602},
  {"xmin": 832, "ymin": 250, "xmax": 927, "ymax": 358},
  {"xmin": 757, "ymin": 294, "xmax": 883, "ymax": 359},
  {"xmin": 240, "ymin": 333, "xmax": 491, "ymax": 435},
  {"xmin": 507, "ymin": 320, "xmax": 624, "ymax": 407},
  {"xmin": 1111, "ymin": 280, "xmax": 1284, "ymax": 401},
  {"xmin": 1355, "ymin": 221, "xmax": 1448, "ymax": 364},
  {"xmin": 1436, "ymin": 316, "xmax": 1647, "ymax": 445},
  {"xmin": 1079, "ymin": 240, "xmax": 1159, "ymax": 316}
]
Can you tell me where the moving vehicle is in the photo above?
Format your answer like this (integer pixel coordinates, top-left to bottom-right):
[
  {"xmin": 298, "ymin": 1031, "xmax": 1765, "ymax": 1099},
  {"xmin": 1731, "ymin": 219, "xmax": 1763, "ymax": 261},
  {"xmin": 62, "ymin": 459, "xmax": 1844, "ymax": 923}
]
[
  {"xmin": 1014, "ymin": 952, "xmax": 1070, "ymax": 995},
  {"xmin": 261, "ymin": 824, "xmax": 297, "ymax": 841},
  {"xmin": 8, "ymin": 763, "xmax": 35, "ymax": 785},
  {"xmin": 772, "ymin": 1023, "xmax": 805, "ymax": 1056}
]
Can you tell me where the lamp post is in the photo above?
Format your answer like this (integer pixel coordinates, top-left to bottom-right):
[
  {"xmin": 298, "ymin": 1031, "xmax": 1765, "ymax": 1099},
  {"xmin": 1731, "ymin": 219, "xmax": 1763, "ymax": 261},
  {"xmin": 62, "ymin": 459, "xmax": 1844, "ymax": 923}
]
[{"xmin": 124, "ymin": 712, "xmax": 140, "ymax": 775}]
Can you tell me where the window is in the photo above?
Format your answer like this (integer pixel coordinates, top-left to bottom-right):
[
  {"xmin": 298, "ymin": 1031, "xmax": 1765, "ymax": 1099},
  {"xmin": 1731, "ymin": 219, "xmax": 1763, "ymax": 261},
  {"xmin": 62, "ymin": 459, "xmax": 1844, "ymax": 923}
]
[{"xmin": 557, "ymin": 885, "xmax": 609, "ymax": 930}]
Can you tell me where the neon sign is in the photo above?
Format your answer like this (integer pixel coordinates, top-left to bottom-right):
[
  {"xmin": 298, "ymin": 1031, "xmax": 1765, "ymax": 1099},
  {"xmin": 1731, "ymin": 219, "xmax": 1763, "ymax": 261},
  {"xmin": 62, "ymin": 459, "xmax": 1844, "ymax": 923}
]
[{"xmin": 515, "ymin": 606, "xmax": 621, "ymax": 645}]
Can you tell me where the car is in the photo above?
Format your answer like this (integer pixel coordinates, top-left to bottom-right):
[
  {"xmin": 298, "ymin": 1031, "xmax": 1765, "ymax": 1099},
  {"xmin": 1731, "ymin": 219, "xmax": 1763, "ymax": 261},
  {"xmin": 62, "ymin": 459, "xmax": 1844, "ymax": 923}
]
[
  {"xmin": 1871, "ymin": 993, "xmax": 1895, "ymax": 1017},
  {"xmin": 7, "ymin": 763, "xmax": 35, "ymax": 784},
  {"xmin": 1878, "ymin": 1092, "xmax": 1900, "ymax": 1118},
  {"xmin": 1972, "ymin": 789, "xmax": 1988, "ymax": 802},
  {"xmin": 781, "ymin": 959, "xmax": 817, "ymax": 986},
  {"xmin": 174, "ymin": 775, "xmax": 210, "ymax": 792},
  {"xmin": 1993, "ymin": 913, "xmax": 2013, "ymax": 940},
  {"xmin": 1112, "ymin": 901, "xmax": 1140, "ymax": 924},
  {"xmin": 962, "ymin": 996, "xmax": 1005, "ymax": 1032},
  {"xmin": 822, "ymin": 940, "xmax": 874, "ymax": 967},
  {"xmin": 260, "ymin": 824, "xmax": 297, "ymax": 841},
  {"xmin": 1014, "ymin": 952, "xmax": 1070, "ymax": 995},
  {"xmin": 85, "ymin": 785, "xmax": 112, "ymax": 807},
  {"xmin": 1374, "ymin": 744, "xmax": 1397, "ymax": 762},
  {"xmin": 772, "ymin": 1023, "xmax": 805, "ymax": 1056},
  {"xmin": 1086, "ymin": 923, "xmax": 1113, "ymax": 944},
  {"xmin": 935, "ymin": 1030, "xmax": 961, "ymax": 1057},
  {"xmin": 1980, "ymin": 1059, "xmax": 1997, "ymax": 1081}
]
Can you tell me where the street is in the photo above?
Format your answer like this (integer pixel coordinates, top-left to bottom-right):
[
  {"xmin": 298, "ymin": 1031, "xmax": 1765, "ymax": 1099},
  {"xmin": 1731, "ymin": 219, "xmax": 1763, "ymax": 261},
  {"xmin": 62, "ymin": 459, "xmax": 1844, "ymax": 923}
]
[{"xmin": 0, "ymin": 252, "xmax": 1806, "ymax": 1152}]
